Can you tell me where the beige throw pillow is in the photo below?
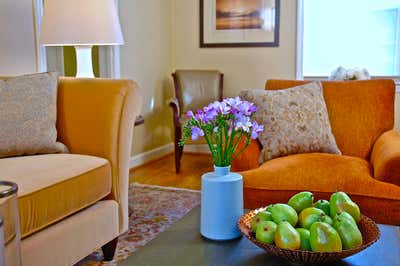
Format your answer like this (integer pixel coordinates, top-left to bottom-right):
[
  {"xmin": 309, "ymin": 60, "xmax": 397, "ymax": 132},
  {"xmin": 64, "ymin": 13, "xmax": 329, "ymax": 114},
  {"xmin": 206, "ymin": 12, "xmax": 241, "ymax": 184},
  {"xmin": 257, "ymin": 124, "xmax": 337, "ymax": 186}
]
[
  {"xmin": 0, "ymin": 72, "xmax": 68, "ymax": 158},
  {"xmin": 240, "ymin": 82, "xmax": 341, "ymax": 163}
]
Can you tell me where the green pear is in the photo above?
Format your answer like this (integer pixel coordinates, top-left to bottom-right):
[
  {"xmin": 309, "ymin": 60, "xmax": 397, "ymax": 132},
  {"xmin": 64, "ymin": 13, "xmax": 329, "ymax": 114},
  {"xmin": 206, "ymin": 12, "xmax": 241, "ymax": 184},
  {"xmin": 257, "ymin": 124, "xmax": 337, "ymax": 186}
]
[
  {"xmin": 275, "ymin": 221, "xmax": 301, "ymax": 250},
  {"xmin": 333, "ymin": 214, "xmax": 363, "ymax": 250},
  {"xmin": 265, "ymin": 204, "xmax": 275, "ymax": 212},
  {"xmin": 288, "ymin": 191, "xmax": 314, "ymax": 213},
  {"xmin": 255, "ymin": 221, "xmax": 277, "ymax": 245},
  {"xmin": 296, "ymin": 228, "xmax": 311, "ymax": 251},
  {"xmin": 251, "ymin": 211, "xmax": 272, "ymax": 232},
  {"xmin": 330, "ymin": 192, "xmax": 361, "ymax": 223},
  {"xmin": 309, "ymin": 222, "xmax": 342, "ymax": 252},
  {"xmin": 320, "ymin": 215, "xmax": 333, "ymax": 226},
  {"xmin": 270, "ymin": 204, "xmax": 298, "ymax": 227},
  {"xmin": 333, "ymin": 212, "xmax": 357, "ymax": 228},
  {"xmin": 314, "ymin": 199, "xmax": 331, "ymax": 216},
  {"xmin": 298, "ymin": 207, "xmax": 326, "ymax": 229}
]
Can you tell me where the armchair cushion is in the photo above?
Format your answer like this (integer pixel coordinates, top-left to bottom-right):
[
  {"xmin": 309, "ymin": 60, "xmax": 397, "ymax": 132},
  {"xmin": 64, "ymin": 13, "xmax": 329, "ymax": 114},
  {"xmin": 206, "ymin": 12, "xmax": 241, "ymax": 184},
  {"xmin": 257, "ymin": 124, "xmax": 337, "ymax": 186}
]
[
  {"xmin": 0, "ymin": 154, "xmax": 111, "ymax": 238},
  {"xmin": 240, "ymin": 82, "xmax": 340, "ymax": 162},
  {"xmin": 371, "ymin": 130, "xmax": 400, "ymax": 186}
]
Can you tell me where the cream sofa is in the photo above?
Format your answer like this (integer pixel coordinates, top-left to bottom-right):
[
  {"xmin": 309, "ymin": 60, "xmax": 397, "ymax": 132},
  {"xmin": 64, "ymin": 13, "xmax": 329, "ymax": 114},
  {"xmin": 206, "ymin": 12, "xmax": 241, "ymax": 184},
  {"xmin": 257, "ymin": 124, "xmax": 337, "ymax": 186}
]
[{"xmin": 0, "ymin": 78, "xmax": 141, "ymax": 266}]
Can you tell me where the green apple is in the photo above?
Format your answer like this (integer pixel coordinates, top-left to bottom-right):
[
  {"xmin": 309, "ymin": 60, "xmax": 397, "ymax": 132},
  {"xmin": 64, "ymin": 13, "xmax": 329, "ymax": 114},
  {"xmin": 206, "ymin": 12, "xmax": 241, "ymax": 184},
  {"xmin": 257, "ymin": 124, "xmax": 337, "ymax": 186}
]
[{"xmin": 256, "ymin": 221, "xmax": 277, "ymax": 244}]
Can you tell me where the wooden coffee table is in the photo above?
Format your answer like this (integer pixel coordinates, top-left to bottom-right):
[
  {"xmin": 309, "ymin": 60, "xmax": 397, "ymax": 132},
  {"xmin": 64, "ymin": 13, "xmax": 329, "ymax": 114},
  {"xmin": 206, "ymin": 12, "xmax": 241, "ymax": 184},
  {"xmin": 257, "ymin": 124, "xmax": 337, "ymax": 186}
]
[{"xmin": 121, "ymin": 207, "xmax": 400, "ymax": 266}]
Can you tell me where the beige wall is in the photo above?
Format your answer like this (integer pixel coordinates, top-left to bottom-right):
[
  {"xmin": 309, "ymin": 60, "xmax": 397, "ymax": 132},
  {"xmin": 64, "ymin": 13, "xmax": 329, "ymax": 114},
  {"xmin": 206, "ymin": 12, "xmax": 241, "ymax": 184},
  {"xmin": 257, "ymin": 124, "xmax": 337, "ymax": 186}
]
[
  {"xmin": 119, "ymin": 0, "xmax": 174, "ymax": 155},
  {"xmin": 171, "ymin": 0, "xmax": 298, "ymax": 97},
  {"xmin": 0, "ymin": 0, "xmax": 38, "ymax": 75},
  {"xmin": 121, "ymin": 0, "xmax": 399, "ymax": 156}
]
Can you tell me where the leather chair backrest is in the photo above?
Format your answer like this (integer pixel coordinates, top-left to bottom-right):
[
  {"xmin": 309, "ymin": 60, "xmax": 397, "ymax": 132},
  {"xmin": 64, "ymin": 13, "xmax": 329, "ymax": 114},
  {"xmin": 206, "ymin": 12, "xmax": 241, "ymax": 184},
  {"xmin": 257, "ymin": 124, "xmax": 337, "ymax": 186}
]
[
  {"xmin": 265, "ymin": 79, "xmax": 395, "ymax": 159},
  {"xmin": 174, "ymin": 70, "xmax": 222, "ymax": 114}
]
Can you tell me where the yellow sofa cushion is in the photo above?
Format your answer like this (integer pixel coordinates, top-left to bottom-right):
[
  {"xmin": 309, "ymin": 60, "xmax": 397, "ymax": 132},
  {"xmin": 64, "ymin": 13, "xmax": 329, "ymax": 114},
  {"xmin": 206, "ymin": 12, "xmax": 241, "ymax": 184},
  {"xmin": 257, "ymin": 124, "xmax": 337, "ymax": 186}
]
[{"xmin": 0, "ymin": 154, "xmax": 111, "ymax": 238}]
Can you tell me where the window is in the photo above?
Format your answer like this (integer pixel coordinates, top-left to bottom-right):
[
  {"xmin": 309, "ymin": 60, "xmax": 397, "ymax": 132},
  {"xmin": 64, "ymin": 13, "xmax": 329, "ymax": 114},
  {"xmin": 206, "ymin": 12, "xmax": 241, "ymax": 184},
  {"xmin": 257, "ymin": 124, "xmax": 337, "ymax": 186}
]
[{"xmin": 298, "ymin": 0, "xmax": 400, "ymax": 78}]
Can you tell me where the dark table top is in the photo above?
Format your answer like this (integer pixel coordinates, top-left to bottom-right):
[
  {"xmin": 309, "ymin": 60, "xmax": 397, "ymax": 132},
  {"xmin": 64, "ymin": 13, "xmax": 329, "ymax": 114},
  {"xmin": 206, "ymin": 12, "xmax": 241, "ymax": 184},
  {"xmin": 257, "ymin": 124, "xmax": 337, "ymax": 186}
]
[{"xmin": 121, "ymin": 207, "xmax": 400, "ymax": 266}]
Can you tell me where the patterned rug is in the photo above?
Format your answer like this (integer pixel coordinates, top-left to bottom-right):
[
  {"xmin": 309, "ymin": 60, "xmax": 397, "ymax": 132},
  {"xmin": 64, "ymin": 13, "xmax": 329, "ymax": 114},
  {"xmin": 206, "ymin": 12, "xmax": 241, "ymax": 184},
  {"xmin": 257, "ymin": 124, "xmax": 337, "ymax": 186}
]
[{"xmin": 76, "ymin": 183, "xmax": 201, "ymax": 265}]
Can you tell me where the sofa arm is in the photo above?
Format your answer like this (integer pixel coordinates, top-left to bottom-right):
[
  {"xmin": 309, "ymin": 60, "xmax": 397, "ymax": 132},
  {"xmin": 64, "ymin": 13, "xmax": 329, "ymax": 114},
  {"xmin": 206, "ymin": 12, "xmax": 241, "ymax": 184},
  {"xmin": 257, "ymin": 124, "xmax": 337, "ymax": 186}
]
[
  {"xmin": 371, "ymin": 130, "xmax": 400, "ymax": 186},
  {"xmin": 56, "ymin": 77, "xmax": 142, "ymax": 233},
  {"xmin": 231, "ymin": 139, "xmax": 262, "ymax": 172}
]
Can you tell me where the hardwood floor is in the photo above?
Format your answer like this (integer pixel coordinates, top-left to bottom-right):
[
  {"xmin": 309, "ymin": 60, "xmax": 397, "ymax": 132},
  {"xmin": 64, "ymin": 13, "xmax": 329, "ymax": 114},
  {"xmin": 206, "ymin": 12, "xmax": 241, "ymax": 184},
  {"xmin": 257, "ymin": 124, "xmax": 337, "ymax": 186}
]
[{"xmin": 129, "ymin": 153, "xmax": 213, "ymax": 190}]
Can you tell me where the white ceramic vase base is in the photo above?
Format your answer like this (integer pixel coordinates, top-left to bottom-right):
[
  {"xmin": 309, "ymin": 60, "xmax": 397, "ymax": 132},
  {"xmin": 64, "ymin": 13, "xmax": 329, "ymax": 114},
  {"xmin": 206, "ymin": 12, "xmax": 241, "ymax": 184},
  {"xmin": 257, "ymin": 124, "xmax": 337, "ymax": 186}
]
[
  {"xmin": 75, "ymin": 46, "xmax": 95, "ymax": 78},
  {"xmin": 200, "ymin": 166, "xmax": 244, "ymax": 241}
]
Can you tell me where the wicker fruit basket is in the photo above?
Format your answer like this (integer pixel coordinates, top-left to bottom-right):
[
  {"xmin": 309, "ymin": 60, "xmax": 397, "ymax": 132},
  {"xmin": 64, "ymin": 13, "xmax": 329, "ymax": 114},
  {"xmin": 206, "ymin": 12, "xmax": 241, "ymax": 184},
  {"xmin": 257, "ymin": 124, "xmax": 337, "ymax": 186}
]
[{"xmin": 238, "ymin": 208, "xmax": 380, "ymax": 264}]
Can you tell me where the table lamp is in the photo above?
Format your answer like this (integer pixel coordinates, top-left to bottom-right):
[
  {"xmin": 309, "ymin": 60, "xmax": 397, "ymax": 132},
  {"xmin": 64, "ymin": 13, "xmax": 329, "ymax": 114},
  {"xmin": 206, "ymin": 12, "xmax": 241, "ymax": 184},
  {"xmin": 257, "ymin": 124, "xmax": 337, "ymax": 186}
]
[{"xmin": 40, "ymin": 0, "xmax": 124, "ymax": 78}]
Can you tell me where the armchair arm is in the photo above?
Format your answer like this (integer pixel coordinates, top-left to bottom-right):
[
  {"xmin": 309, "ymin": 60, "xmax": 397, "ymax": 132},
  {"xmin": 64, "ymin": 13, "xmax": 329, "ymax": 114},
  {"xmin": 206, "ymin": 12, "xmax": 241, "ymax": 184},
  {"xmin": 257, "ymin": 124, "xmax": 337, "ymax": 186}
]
[
  {"xmin": 371, "ymin": 130, "xmax": 400, "ymax": 186},
  {"xmin": 56, "ymin": 77, "xmax": 142, "ymax": 233},
  {"xmin": 168, "ymin": 98, "xmax": 181, "ymax": 125},
  {"xmin": 232, "ymin": 139, "xmax": 262, "ymax": 172}
]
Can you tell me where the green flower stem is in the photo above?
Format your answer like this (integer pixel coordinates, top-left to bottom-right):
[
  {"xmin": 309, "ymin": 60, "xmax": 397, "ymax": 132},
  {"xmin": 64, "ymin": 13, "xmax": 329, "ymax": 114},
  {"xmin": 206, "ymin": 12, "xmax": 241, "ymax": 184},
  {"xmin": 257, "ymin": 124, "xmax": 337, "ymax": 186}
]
[
  {"xmin": 231, "ymin": 133, "xmax": 243, "ymax": 158},
  {"xmin": 218, "ymin": 126, "xmax": 223, "ymax": 165},
  {"xmin": 231, "ymin": 141, "xmax": 251, "ymax": 162},
  {"xmin": 224, "ymin": 129, "xmax": 236, "ymax": 165},
  {"xmin": 204, "ymin": 132, "xmax": 217, "ymax": 164},
  {"xmin": 223, "ymin": 123, "xmax": 229, "ymax": 160},
  {"xmin": 226, "ymin": 133, "xmax": 240, "ymax": 165}
]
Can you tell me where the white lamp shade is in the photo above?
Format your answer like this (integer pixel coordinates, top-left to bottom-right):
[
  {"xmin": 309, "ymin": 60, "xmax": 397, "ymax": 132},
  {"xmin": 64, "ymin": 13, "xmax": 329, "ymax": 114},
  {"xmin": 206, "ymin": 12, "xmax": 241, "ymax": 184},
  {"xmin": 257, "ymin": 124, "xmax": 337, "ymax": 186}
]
[{"xmin": 40, "ymin": 0, "xmax": 124, "ymax": 46}]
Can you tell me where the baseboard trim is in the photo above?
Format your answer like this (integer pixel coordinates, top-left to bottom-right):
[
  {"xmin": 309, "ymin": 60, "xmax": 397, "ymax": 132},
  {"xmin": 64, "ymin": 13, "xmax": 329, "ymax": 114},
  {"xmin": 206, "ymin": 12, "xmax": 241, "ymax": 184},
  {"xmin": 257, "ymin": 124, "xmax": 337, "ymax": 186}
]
[
  {"xmin": 129, "ymin": 143, "xmax": 174, "ymax": 169},
  {"xmin": 129, "ymin": 143, "xmax": 211, "ymax": 169},
  {"xmin": 183, "ymin": 144, "xmax": 211, "ymax": 154}
]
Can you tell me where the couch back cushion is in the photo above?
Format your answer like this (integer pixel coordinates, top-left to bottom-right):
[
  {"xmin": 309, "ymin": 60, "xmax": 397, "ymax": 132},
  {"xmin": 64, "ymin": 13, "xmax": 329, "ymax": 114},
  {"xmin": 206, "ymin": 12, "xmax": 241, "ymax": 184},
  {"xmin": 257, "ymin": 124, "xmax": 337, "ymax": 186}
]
[
  {"xmin": 0, "ymin": 73, "xmax": 68, "ymax": 158},
  {"xmin": 265, "ymin": 79, "xmax": 395, "ymax": 159}
]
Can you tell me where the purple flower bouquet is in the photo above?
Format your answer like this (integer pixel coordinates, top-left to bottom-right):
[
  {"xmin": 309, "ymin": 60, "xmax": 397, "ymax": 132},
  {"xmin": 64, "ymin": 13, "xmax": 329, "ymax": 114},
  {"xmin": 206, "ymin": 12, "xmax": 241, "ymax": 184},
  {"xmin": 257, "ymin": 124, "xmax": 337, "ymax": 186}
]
[{"xmin": 180, "ymin": 97, "xmax": 263, "ymax": 167}]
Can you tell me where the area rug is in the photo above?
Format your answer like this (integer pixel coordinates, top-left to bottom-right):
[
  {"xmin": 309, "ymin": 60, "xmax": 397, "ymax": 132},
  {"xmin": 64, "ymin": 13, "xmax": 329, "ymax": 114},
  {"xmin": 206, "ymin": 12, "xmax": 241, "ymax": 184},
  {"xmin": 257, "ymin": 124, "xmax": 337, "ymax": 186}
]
[{"xmin": 76, "ymin": 183, "xmax": 201, "ymax": 266}]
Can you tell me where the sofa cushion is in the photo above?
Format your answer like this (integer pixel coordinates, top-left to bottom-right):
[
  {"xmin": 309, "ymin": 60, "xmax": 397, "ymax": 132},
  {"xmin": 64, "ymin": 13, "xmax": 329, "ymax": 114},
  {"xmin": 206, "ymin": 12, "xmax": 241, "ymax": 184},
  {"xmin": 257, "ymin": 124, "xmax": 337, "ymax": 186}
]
[
  {"xmin": 242, "ymin": 153, "xmax": 400, "ymax": 225},
  {"xmin": 240, "ymin": 82, "xmax": 341, "ymax": 162},
  {"xmin": 0, "ymin": 154, "xmax": 111, "ymax": 238},
  {"xmin": 243, "ymin": 153, "xmax": 400, "ymax": 199}
]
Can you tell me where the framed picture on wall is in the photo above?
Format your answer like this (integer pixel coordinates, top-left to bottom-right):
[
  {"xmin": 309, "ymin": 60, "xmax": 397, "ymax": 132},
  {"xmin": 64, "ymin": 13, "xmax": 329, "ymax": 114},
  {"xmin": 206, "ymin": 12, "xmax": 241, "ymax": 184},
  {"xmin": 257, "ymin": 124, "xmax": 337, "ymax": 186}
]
[{"xmin": 200, "ymin": 0, "xmax": 280, "ymax": 48}]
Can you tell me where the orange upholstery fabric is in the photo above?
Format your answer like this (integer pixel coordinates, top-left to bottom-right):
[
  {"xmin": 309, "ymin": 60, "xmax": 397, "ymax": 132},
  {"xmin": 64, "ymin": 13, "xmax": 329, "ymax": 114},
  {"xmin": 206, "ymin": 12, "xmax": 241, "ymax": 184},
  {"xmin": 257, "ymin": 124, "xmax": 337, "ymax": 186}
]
[
  {"xmin": 235, "ymin": 79, "xmax": 400, "ymax": 225},
  {"xmin": 265, "ymin": 79, "xmax": 395, "ymax": 159},
  {"xmin": 57, "ymin": 78, "xmax": 142, "ymax": 233},
  {"xmin": 241, "ymin": 153, "xmax": 400, "ymax": 225},
  {"xmin": 371, "ymin": 130, "xmax": 400, "ymax": 186},
  {"xmin": 232, "ymin": 139, "xmax": 261, "ymax": 171}
]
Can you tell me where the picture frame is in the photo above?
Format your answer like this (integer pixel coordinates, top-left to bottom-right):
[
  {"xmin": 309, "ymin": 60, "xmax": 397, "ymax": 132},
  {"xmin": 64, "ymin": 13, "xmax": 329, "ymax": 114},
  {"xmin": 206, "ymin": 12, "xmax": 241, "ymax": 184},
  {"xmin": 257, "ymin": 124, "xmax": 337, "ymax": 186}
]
[{"xmin": 200, "ymin": 0, "xmax": 280, "ymax": 48}]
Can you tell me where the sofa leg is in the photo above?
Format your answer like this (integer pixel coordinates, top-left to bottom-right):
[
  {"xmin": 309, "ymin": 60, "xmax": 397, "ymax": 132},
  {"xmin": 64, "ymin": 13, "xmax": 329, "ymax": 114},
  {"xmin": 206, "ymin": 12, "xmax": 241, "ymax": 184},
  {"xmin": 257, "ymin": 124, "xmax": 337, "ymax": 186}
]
[{"xmin": 102, "ymin": 237, "xmax": 118, "ymax": 261}]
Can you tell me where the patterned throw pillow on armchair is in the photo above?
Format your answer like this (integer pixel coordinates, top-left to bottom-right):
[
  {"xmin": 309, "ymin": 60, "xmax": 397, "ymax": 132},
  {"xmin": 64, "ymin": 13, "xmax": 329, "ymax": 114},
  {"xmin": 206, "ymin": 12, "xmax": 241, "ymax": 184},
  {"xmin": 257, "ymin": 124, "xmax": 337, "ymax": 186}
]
[{"xmin": 240, "ymin": 82, "xmax": 341, "ymax": 163}]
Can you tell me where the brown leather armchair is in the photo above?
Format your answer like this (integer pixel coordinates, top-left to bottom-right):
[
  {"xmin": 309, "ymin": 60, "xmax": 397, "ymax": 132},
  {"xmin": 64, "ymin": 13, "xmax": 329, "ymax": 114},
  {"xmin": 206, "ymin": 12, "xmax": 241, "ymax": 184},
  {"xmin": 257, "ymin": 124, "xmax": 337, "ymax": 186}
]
[{"xmin": 169, "ymin": 70, "xmax": 224, "ymax": 173}]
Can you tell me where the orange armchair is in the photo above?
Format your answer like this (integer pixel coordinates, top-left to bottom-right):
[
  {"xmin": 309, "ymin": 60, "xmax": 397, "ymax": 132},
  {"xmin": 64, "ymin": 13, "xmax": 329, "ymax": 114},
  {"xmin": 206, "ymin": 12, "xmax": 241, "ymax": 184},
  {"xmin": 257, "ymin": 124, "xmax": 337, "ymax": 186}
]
[
  {"xmin": 371, "ymin": 130, "xmax": 400, "ymax": 187},
  {"xmin": 233, "ymin": 79, "xmax": 400, "ymax": 225}
]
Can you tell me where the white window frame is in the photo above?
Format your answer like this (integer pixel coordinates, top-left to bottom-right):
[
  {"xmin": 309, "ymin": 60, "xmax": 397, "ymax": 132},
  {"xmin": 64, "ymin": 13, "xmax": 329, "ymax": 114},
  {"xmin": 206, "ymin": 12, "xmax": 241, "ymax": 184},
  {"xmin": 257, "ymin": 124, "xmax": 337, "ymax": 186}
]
[
  {"xmin": 296, "ymin": 0, "xmax": 400, "ymax": 92},
  {"xmin": 33, "ymin": 0, "xmax": 47, "ymax": 72}
]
